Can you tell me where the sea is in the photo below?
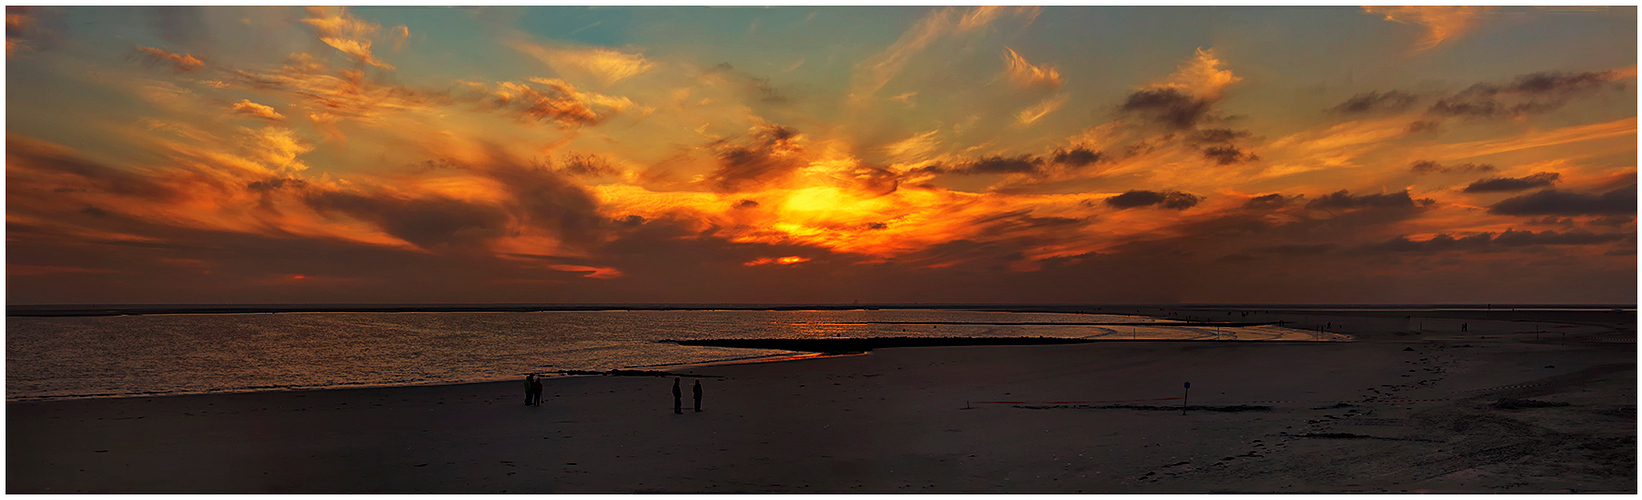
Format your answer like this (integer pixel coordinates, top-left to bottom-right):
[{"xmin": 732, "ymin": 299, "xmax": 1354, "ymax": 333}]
[{"xmin": 6, "ymin": 308, "xmax": 1338, "ymax": 402}]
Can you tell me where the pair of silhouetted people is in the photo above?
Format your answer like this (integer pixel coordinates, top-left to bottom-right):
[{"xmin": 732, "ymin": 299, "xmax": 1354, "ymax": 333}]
[
  {"xmin": 524, "ymin": 374, "xmax": 544, "ymax": 406},
  {"xmin": 672, "ymin": 378, "xmax": 702, "ymax": 414}
]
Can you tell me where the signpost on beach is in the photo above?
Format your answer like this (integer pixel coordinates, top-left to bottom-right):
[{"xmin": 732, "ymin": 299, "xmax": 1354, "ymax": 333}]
[{"xmin": 1182, "ymin": 382, "xmax": 1190, "ymax": 415}]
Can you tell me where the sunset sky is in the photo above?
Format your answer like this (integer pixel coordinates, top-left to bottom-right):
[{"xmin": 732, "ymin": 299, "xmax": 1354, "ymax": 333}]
[{"xmin": 6, "ymin": 6, "xmax": 1637, "ymax": 305}]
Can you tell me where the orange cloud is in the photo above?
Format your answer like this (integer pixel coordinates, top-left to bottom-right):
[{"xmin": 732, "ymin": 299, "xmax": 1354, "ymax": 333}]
[
  {"xmin": 548, "ymin": 264, "xmax": 624, "ymax": 279},
  {"xmin": 230, "ymin": 99, "xmax": 286, "ymax": 121},
  {"xmin": 1422, "ymin": 117, "xmax": 1637, "ymax": 161},
  {"xmin": 1153, "ymin": 47, "xmax": 1240, "ymax": 100},
  {"xmin": 301, "ymin": 6, "xmax": 392, "ymax": 69},
  {"xmin": 851, "ymin": 6, "xmax": 1038, "ymax": 103},
  {"xmin": 1016, "ymin": 93, "xmax": 1068, "ymax": 125},
  {"xmin": 136, "ymin": 46, "xmax": 204, "ymax": 72},
  {"xmin": 219, "ymin": 53, "xmax": 446, "ymax": 130},
  {"xmin": 1364, "ymin": 6, "xmax": 1489, "ymax": 53},
  {"xmin": 510, "ymin": 41, "xmax": 654, "ymax": 85},
  {"xmin": 392, "ymin": 25, "xmax": 410, "ymax": 51},
  {"xmin": 1002, "ymin": 48, "xmax": 1064, "ymax": 90},
  {"xmin": 744, "ymin": 256, "xmax": 810, "ymax": 266},
  {"xmin": 7, "ymin": 10, "xmax": 32, "ymax": 55}
]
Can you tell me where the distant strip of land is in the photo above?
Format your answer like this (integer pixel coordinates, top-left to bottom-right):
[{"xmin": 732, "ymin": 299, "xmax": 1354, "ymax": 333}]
[
  {"xmin": 800, "ymin": 321, "xmax": 1278, "ymax": 327},
  {"xmin": 674, "ymin": 336, "xmax": 1298, "ymax": 354},
  {"xmin": 7, "ymin": 303, "xmax": 1632, "ymax": 318}
]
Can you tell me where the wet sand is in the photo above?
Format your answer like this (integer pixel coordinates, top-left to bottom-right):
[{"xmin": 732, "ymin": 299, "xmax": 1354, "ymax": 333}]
[{"xmin": 7, "ymin": 308, "xmax": 1635, "ymax": 493}]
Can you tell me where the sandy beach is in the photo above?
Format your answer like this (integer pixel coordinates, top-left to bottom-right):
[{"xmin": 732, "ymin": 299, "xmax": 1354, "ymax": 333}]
[{"xmin": 7, "ymin": 308, "xmax": 1634, "ymax": 493}]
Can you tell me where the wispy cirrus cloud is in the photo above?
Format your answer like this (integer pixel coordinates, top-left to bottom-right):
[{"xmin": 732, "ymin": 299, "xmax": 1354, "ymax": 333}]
[
  {"xmin": 850, "ymin": 6, "xmax": 1038, "ymax": 103},
  {"xmin": 301, "ymin": 6, "xmax": 393, "ymax": 69},
  {"xmin": 466, "ymin": 78, "xmax": 641, "ymax": 129},
  {"xmin": 1364, "ymin": 6, "xmax": 1489, "ymax": 52},
  {"xmin": 510, "ymin": 40, "xmax": 655, "ymax": 86},
  {"xmin": 1001, "ymin": 47, "xmax": 1063, "ymax": 90},
  {"xmin": 1015, "ymin": 93, "xmax": 1068, "ymax": 125},
  {"xmin": 135, "ymin": 46, "xmax": 203, "ymax": 72}
]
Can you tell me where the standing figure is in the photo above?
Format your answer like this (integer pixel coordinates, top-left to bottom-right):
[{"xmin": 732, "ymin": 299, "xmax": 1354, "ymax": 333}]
[
  {"xmin": 692, "ymin": 380, "xmax": 703, "ymax": 412},
  {"xmin": 524, "ymin": 374, "xmax": 535, "ymax": 406},
  {"xmin": 530, "ymin": 375, "xmax": 544, "ymax": 406},
  {"xmin": 672, "ymin": 378, "xmax": 683, "ymax": 414}
]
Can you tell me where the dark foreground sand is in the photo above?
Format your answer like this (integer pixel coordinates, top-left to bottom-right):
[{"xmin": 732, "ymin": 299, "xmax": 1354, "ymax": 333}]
[{"xmin": 8, "ymin": 308, "xmax": 1635, "ymax": 493}]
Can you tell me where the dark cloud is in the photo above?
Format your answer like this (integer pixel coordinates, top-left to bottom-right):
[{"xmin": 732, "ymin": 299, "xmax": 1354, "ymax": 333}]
[
  {"xmin": 1488, "ymin": 184, "xmax": 1637, "ymax": 216},
  {"xmin": 1050, "ymin": 147, "xmax": 1103, "ymax": 166},
  {"xmin": 1202, "ymin": 145, "xmax": 1257, "ymax": 165},
  {"xmin": 1243, "ymin": 193, "xmax": 1297, "ymax": 209},
  {"xmin": 1306, "ymin": 190, "xmax": 1434, "ymax": 211},
  {"xmin": 918, "ymin": 154, "xmax": 1041, "ymax": 176},
  {"xmin": 1410, "ymin": 160, "xmax": 1494, "ymax": 175},
  {"xmin": 1507, "ymin": 71, "xmax": 1624, "ymax": 94},
  {"xmin": 965, "ymin": 154, "xmax": 1043, "ymax": 174},
  {"xmin": 1188, "ymin": 128, "xmax": 1250, "ymax": 144},
  {"xmin": 297, "ymin": 148, "xmax": 604, "ymax": 251},
  {"xmin": 481, "ymin": 156, "xmax": 606, "ymax": 247},
  {"xmin": 1371, "ymin": 228, "xmax": 1630, "ymax": 253},
  {"xmin": 7, "ymin": 135, "xmax": 178, "ymax": 200},
  {"xmin": 733, "ymin": 199, "xmax": 759, "ymax": 209},
  {"xmin": 1428, "ymin": 70, "xmax": 1625, "ymax": 119},
  {"xmin": 554, "ymin": 152, "xmax": 617, "ymax": 178},
  {"xmin": 1493, "ymin": 228, "xmax": 1630, "ymax": 246},
  {"xmin": 924, "ymin": 147, "xmax": 1107, "ymax": 178},
  {"xmin": 1104, "ymin": 190, "xmax": 1202, "ymax": 210},
  {"xmin": 1121, "ymin": 88, "xmax": 1212, "ymax": 129},
  {"xmin": 1331, "ymin": 90, "xmax": 1418, "ymax": 114},
  {"xmin": 978, "ymin": 212, "xmax": 1085, "ymax": 230},
  {"xmin": 307, "ymin": 191, "xmax": 510, "ymax": 251},
  {"xmin": 1589, "ymin": 215, "xmax": 1635, "ymax": 227},
  {"xmin": 246, "ymin": 176, "xmax": 309, "ymax": 192},
  {"xmin": 1405, "ymin": 120, "xmax": 1443, "ymax": 134},
  {"xmin": 1462, "ymin": 172, "xmax": 1561, "ymax": 193},
  {"xmin": 704, "ymin": 123, "xmax": 806, "ymax": 193},
  {"xmin": 1528, "ymin": 216, "xmax": 1578, "ymax": 226}
]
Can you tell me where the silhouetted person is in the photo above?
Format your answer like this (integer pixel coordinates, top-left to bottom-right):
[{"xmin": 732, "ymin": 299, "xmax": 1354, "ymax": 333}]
[
  {"xmin": 692, "ymin": 380, "xmax": 702, "ymax": 412},
  {"xmin": 530, "ymin": 375, "xmax": 544, "ymax": 406},
  {"xmin": 524, "ymin": 374, "xmax": 535, "ymax": 406},
  {"xmin": 1462, "ymin": 322, "xmax": 1469, "ymax": 332},
  {"xmin": 672, "ymin": 378, "xmax": 683, "ymax": 414}
]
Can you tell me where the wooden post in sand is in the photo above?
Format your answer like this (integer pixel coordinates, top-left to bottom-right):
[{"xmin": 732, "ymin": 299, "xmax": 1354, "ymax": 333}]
[{"xmin": 1182, "ymin": 382, "xmax": 1191, "ymax": 415}]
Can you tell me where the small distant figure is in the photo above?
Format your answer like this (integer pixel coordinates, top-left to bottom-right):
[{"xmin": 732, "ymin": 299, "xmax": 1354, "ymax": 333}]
[
  {"xmin": 1461, "ymin": 322, "xmax": 1469, "ymax": 332},
  {"xmin": 692, "ymin": 380, "xmax": 703, "ymax": 412},
  {"xmin": 672, "ymin": 378, "xmax": 683, "ymax": 414},
  {"xmin": 530, "ymin": 375, "xmax": 544, "ymax": 406},
  {"xmin": 524, "ymin": 374, "xmax": 536, "ymax": 407}
]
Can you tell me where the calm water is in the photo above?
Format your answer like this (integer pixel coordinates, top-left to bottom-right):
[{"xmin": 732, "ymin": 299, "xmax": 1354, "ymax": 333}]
[{"xmin": 6, "ymin": 309, "xmax": 1339, "ymax": 401}]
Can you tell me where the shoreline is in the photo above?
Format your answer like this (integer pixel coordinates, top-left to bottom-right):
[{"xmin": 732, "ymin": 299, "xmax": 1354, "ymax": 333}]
[
  {"xmin": 9, "ymin": 307, "xmax": 1633, "ymax": 493},
  {"xmin": 12, "ymin": 305, "xmax": 1626, "ymax": 403}
]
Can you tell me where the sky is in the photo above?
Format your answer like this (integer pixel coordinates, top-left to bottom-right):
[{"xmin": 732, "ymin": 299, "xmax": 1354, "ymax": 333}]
[{"xmin": 4, "ymin": 6, "xmax": 1637, "ymax": 305}]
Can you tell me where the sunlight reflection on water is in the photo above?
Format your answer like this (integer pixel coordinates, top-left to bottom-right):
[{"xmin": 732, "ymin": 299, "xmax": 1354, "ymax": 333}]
[{"xmin": 6, "ymin": 309, "xmax": 1339, "ymax": 401}]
